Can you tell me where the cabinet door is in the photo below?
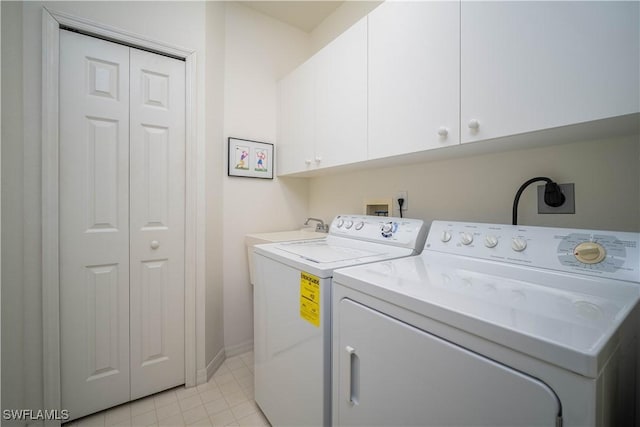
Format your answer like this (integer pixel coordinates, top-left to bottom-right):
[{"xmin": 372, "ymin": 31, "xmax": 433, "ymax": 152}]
[
  {"xmin": 60, "ymin": 30, "xmax": 131, "ymax": 420},
  {"xmin": 129, "ymin": 47, "xmax": 186, "ymax": 400},
  {"xmin": 368, "ymin": 1, "xmax": 460, "ymax": 160},
  {"xmin": 277, "ymin": 58, "xmax": 315, "ymax": 175},
  {"xmin": 334, "ymin": 298, "xmax": 560, "ymax": 426},
  {"xmin": 461, "ymin": 1, "xmax": 640, "ymax": 144},
  {"xmin": 315, "ymin": 17, "xmax": 367, "ymax": 169}
]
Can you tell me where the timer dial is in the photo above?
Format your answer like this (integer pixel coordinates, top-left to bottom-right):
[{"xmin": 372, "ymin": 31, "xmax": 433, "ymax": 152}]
[
  {"xmin": 511, "ymin": 237, "xmax": 527, "ymax": 252},
  {"xmin": 441, "ymin": 231, "xmax": 452, "ymax": 243},
  {"xmin": 345, "ymin": 220, "xmax": 354, "ymax": 229},
  {"xmin": 574, "ymin": 242, "xmax": 606, "ymax": 264},
  {"xmin": 484, "ymin": 235, "xmax": 498, "ymax": 248},
  {"xmin": 460, "ymin": 232, "xmax": 474, "ymax": 245}
]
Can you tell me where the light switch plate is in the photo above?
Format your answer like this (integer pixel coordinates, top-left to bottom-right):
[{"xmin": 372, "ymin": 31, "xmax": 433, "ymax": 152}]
[{"xmin": 537, "ymin": 183, "xmax": 575, "ymax": 214}]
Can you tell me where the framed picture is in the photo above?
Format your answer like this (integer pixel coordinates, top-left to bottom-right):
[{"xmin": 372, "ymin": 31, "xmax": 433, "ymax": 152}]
[{"xmin": 227, "ymin": 137, "xmax": 274, "ymax": 179}]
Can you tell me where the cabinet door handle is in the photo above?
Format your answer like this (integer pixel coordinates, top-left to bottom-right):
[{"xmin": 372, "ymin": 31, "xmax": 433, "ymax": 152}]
[
  {"xmin": 150, "ymin": 240, "xmax": 160, "ymax": 250},
  {"xmin": 345, "ymin": 345, "xmax": 359, "ymax": 405},
  {"xmin": 437, "ymin": 127, "xmax": 449, "ymax": 137},
  {"xmin": 305, "ymin": 159, "xmax": 312, "ymax": 165},
  {"xmin": 468, "ymin": 119, "xmax": 480, "ymax": 130},
  {"xmin": 314, "ymin": 156, "xmax": 322, "ymax": 164}
]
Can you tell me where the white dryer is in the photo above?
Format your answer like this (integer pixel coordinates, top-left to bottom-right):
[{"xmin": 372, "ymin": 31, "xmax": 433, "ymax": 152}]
[
  {"xmin": 252, "ymin": 214, "xmax": 428, "ymax": 426},
  {"xmin": 332, "ymin": 220, "xmax": 640, "ymax": 427}
]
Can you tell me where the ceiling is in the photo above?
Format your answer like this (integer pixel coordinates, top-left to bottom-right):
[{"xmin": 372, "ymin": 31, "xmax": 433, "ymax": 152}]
[{"xmin": 241, "ymin": 1, "xmax": 345, "ymax": 33}]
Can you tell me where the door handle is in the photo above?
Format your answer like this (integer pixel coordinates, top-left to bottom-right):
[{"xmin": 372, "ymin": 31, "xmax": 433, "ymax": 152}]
[
  {"xmin": 150, "ymin": 240, "xmax": 160, "ymax": 249},
  {"xmin": 345, "ymin": 345, "xmax": 359, "ymax": 405}
]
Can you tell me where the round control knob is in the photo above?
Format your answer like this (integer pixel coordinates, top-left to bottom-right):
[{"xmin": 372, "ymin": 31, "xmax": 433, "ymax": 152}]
[
  {"xmin": 381, "ymin": 223, "xmax": 393, "ymax": 234},
  {"xmin": 460, "ymin": 232, "xmax": 474, "ymax": 245},
  {"xmin": 345, "ymin": 220, "xmax": 354, "ymax": 229},
  {"xmin": 441, "ymin": 231, "xmax": 452, "ymax": 243},
  {"xmin": 574, "ymin": 242, "xmax": 606, "ymax": 264},
  {"xmin": 468, "ymin": 119, "xmax": 480, "ymax": 130},
  {"xmin": 437, "ymin": 127, "xmax": 449, "ymax": 137},
  {"xmin": 150, "ymin": 240, "xmax": 160, "ymax": 250},
  {"xmin": 355, "ymin": 221, "xmax": 365, "ymax": 231},
  {"xmin": 511, "ymin": 237, "xmax": 527, "ymax": 252},
  {"xmin": 484, "ymin": 235, "xmax": 498, "ymax": 248},
  {"xmin": 336, "ymin": 219, "xmax": 344, "ymax": 228}
]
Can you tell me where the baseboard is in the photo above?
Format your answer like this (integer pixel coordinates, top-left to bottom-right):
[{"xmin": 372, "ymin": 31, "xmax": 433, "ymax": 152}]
[
  {"xmin": 196, "ymin": 341, "xmax": 253, "ymax": 386},
  {"xmin": 205, "ymin": 347, "xmax": 226, "ymax": 382},
  {"xmin": 224, "ymin": 340, "xmax": 254, "ymax": 358}
]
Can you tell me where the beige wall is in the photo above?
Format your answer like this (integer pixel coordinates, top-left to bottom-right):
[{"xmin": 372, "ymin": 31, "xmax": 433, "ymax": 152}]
[
  {"xmin": 222, "ymin": 3, "xmax": 311, "ymax": 355},
  {"xmin": 309, "ymin": 135, "xmax": 640, "ymax": 232}
]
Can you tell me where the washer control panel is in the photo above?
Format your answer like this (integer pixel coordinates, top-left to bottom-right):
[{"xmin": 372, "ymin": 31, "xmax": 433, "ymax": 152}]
[
  {"xmin": 330, "ymin": 214, "xmax": 428, "ymax": 252},
  {"xmin": 426, "ymin": 220, "xmax": 640, "ymax": 282}
]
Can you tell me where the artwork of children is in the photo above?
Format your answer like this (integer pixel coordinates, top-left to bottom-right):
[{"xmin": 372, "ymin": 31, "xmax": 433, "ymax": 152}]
[
  {"xmin": 235, "ymin": 146, "xmax": 249, "ymax": 170},
  {"xmin": 255, "ymin": 149, "xmax": 268, "ymax": 172}
]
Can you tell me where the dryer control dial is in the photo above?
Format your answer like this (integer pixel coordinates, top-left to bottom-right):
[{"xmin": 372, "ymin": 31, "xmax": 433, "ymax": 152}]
[
  {"xmin": 336, "ymin": 219, "xmax": 344, "ymax": 228},
  {"xmin": 484, "ymin": 235, "xmax": 498, "ymax": 248},
  {"xmin": 460, "ymin": 232, "xmax": 474, "ymax": 245},
  {"xmin": 345, "ymin": 220, "xmax": 354, "ymax": 229},
  {"xmin": 511, "ymin": 237, "xmax": 527, "ymax": 252},
  {"xmin": 441, "ymin": 231, "xmax": 452, "ymax": 243},
  {"xmin": 574, "ymin": 242, "xmax": 606, "ymax": 264},
  {"xmin": 355, "ymin": 221, "xmax": 365, "ymax": 231}
]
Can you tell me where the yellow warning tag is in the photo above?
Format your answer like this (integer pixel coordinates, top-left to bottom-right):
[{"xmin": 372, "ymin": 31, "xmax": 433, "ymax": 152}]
[{"xmin": 300, "ymin": 272, "xmax": 320, "ymax": 327}]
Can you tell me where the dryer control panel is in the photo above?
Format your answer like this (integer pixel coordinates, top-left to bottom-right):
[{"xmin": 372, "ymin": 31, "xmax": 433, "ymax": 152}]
[
  {"xmin": 425, "ymin": 220, "xmax": 640, "ymax": 282},
  {"xmin": 330, "ymin": 215, "xmax": 428, "ymax": 252}
]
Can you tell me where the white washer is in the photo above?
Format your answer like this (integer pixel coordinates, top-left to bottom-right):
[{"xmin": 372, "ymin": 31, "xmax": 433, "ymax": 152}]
[
  {"xmin": 253, "ymin": 214, "xmax": 428, "ymax": 427},
  {"xmin": 332, "ymin": 220, "xmax": 640, "ymax": 427}
]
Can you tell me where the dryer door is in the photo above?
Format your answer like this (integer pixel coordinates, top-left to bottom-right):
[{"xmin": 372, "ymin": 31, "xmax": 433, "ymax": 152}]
[{"xmin": 334, "ymin": 299, "xmax": 561, "ymax": 426}]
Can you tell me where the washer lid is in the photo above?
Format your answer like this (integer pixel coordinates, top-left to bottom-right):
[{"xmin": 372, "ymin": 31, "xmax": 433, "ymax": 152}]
[
  {"xmin": 278, "ymin": 240, "xmax": 381, "ymax": 263},
  {"xmin": 333, "ymin": 251, "xmax": 640, "ymax": 378},
  {"xmin": 254, "ymin": 236, "xmax": 415, "ymax": 278}
]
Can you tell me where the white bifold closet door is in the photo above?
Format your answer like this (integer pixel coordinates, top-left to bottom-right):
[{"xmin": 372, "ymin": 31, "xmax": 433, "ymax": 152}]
[{"xmin": 60, "ymin": 30, "xmax": 185, "ymax": 419}]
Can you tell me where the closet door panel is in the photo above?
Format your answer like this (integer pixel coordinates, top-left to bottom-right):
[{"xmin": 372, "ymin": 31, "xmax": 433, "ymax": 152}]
[
  {"xmin": 129, "ymin": 48, "xmax": 186, "ymax": 399},
  {"xmin": 59, "ymin": 30, "xmax": 131, "ymax": 420}
]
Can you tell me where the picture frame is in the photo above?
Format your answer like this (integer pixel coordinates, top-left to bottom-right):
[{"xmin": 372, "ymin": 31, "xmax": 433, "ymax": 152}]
[{"xmin": 227, "ymin": 137, "xmax": 274, "ymax": 179}]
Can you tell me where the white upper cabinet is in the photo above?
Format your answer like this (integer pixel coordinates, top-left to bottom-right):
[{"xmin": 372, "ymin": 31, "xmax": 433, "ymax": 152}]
[
  {"xmin": 278, "ymin": 1, "xmax": 639, "ymax": 176},
  {"xmin": 461, "ymin": 1, "xmax": 640, "ymax": 144},
  {"xmin": 277, "ymin": 18, "xmax": 367, "ymax": 176},
  {"xmin": 277, "ymin": 57, "xmax": 316, "ymax": 176},
  {"xmin": 368, "ymin": 1, "xmax": 460, "ymax": 160},
  {"xmin": 315, "ymin": 18, "xmax": 368, "ymax": 169}
]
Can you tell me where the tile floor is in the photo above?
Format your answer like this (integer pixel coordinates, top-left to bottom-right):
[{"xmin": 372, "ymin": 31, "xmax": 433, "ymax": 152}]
[{"xmin": 65, "ymin": 351, "xmax": 270, "ymax": 427}]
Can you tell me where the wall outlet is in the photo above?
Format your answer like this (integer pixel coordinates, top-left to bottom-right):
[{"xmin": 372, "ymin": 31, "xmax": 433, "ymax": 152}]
[
  {"xmin": 396, "ymin": 190, "xmax": 408, "ymax": 212},
  {"xmin": 537, "ymin": 183, "xmax": 575, "ymax": 214}
]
